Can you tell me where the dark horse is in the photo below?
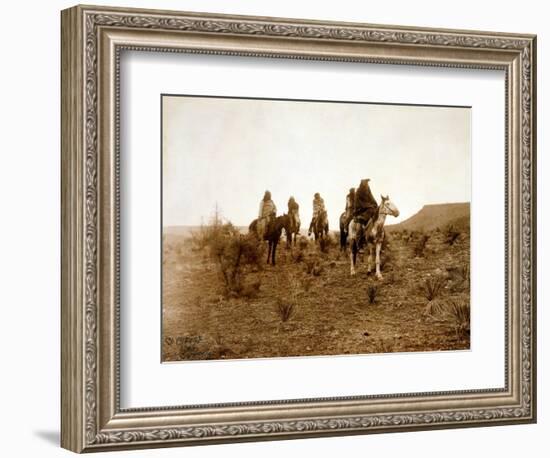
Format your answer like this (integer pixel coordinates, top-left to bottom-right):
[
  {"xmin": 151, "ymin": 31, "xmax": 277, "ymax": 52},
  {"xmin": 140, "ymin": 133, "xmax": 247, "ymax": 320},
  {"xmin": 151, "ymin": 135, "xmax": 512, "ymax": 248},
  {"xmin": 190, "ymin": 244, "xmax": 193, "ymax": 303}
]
[
  {"xmin": 339, "ymin": 211, "xmax": 349, "ymax": 252},
  {"xmin": 249, "ymin": 214, "xmax": 291, "ymax": 265},
  {"xmin": 310, "ymin": 210, "xmax": 329, "ymax": 241}
]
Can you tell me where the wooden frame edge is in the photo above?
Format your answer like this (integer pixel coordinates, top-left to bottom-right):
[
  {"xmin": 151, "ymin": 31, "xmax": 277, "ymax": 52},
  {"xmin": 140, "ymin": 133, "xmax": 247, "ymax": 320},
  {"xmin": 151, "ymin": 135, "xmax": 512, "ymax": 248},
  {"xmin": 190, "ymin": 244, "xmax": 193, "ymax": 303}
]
[
  {"xmin": 61, "ymin": 5, "xmax": 85, "ymax": 453},
  {"xmin": 60, "ymin": 4, "xmax": 537, "ymax": 453}
]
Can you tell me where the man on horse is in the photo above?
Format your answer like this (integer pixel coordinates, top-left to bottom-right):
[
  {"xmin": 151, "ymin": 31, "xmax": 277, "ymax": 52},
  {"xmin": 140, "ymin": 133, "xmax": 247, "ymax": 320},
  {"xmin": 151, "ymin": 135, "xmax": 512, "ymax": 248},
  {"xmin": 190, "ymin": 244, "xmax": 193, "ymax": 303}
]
[
  {"xmin": 353, "ymin": 179, "xmax": 378, "ymax": 226},
  {"xmin": 343, "ymin": 187, "xmax": 356, "ymax": 229},
  {"xmin": 257, "ymin": 190, "xmax": 277, "ymax": 240},
  {"xmin": 308, "ymin": 192, "xmax": 326, "ymax": 236},
  {"xmin": 287, "ymin": 196, "xmax": 300, "ymax": 231}
]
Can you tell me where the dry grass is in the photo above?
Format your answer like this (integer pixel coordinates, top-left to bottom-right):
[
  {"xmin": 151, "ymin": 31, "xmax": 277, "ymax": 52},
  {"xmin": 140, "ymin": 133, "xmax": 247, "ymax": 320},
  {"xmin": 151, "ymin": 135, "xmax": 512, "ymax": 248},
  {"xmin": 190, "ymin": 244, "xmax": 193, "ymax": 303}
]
[{"xmin": 162, "ymin": 215, "xmax": 471, "ymax": 361}]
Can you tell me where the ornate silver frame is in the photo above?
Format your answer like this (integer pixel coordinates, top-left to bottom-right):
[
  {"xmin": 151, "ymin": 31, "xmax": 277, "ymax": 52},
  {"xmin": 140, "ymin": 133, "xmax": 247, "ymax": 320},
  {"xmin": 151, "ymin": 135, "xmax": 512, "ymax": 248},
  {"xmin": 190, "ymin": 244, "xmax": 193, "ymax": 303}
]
[{"xmin": 61, "ymin": 4, "xmax": 537, "ymax": 453}]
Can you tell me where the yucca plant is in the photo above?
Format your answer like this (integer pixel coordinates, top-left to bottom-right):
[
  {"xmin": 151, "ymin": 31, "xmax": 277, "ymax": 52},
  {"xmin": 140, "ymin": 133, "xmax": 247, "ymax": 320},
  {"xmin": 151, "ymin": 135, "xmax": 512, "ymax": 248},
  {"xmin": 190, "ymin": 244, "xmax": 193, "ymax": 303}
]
[
  {"xmin": 276, "ymin": 300, "xmax": 295, "ymax": 323},
  {"xmin": 367, "ymin": 285, "xmax": 378, "ymax": 304},
  {"xmin": 446, "ymin": 300, "xmax": 470, "ymax": 338},
  {"xmin": 445, "ymin": 224, "xmax": 461, "ymax": 245},
  {"xmin": 423, "ymin": 276, "xmax": 445, "ymax": 301}
]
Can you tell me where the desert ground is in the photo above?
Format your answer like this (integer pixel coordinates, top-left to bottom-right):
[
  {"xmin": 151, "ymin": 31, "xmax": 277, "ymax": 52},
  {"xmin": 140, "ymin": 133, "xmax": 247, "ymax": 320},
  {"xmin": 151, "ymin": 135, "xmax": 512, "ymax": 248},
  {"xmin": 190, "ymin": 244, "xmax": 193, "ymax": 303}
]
[{"xmin": 162, "ymin": 203, "xmax": 470, "ymax": 362}]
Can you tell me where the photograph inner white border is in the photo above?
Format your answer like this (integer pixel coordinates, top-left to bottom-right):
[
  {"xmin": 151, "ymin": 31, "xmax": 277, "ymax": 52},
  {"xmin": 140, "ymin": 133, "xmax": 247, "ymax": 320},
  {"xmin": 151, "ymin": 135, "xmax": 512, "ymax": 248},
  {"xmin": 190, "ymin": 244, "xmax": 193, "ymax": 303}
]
[{"xmin": 120, "ymin": 51, "xmax": 505, "ymax": 408}]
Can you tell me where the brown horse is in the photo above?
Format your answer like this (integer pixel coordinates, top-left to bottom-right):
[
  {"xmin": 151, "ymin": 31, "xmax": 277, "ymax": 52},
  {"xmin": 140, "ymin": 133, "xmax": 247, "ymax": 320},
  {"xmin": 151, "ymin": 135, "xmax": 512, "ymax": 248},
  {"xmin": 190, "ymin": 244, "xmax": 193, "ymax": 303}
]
[
  {"xmin": 249, "ymin": 214, "xmax": 291, "ymax": 265},
  {"xmin": 310, "ymin": 210, "xmax": 329, "ymax": 241},
  {"xmin": 285, "ymin": 212, "xmax": 301, "ymax": 248}
]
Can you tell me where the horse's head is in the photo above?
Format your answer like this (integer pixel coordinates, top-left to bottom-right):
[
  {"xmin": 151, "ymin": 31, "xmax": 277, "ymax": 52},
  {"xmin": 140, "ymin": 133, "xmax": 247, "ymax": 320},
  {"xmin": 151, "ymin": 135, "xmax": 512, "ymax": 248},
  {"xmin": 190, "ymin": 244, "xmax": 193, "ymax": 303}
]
[
  {"xmin": 379, "ymin": 195, "xmax": 400, "ymax": 218},
  {"xmin": 278, "ymin": 213, "xmax": 292, "ymax": 231}
]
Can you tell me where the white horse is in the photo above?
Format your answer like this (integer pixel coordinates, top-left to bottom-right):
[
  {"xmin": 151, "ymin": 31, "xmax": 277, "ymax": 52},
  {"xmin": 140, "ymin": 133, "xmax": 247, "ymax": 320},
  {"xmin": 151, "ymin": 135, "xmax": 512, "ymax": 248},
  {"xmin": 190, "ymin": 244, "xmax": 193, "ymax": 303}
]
[{"xmin": 349, "ymin": 195, "xmax": 399, "ymax": 279}]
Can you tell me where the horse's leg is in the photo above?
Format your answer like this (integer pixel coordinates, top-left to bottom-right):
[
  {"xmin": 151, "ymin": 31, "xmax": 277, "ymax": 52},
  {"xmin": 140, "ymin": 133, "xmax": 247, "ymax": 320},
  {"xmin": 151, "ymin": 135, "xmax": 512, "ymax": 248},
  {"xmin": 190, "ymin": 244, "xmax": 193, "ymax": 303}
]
[
  {"xmin": 272, "ymin": 240, "xmax": 277, "ymax": 265},
  {"xmin": 340, "ymin": 230, "xmax": 347, "ymax": 252},
  {"xmin": 375, "ymin": 241, "xmax": 383, "ymax": 280},
  {"xmin": 367, "ymin": 243, "xmax": 373, "ymax": 274}
]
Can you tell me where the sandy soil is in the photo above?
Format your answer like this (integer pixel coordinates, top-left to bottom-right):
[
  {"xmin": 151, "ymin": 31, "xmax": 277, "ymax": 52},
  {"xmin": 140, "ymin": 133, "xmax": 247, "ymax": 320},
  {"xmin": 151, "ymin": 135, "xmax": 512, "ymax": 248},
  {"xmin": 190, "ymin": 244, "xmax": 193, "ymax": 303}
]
[{"xmin": 162, "ymin": 226, "xmax": 470, "ymax": 362}]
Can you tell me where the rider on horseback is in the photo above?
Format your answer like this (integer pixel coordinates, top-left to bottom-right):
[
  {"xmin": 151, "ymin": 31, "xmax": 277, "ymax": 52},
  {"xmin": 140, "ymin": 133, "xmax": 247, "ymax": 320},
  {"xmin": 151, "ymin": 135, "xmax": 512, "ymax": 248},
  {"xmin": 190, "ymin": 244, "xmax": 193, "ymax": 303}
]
[
  {"xmin": 257, "ymin": 190, "xmax": 277, "ymax": 239},
  {"xmin": 308, "ymin": 192, "xmax": 325, "ymax": 236},
  {"xmin": 353, "ymin": 179, "xmax": 378, "ymax": 227},
  {"xmin": 343, "ymin": 187, "xmax": 356, "ymax": 230},
  {"xmin": 287, "ymin": 196, "xmax": 300, "ymax": 231}
]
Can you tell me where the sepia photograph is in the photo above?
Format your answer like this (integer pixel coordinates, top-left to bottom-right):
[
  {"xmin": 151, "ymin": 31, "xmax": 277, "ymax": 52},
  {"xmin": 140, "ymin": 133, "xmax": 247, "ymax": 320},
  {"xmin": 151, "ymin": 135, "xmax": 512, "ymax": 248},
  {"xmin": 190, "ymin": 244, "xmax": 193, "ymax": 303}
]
[{"xmin": 161, "ymin": 94, "xmax": 471, "ymax": 362}]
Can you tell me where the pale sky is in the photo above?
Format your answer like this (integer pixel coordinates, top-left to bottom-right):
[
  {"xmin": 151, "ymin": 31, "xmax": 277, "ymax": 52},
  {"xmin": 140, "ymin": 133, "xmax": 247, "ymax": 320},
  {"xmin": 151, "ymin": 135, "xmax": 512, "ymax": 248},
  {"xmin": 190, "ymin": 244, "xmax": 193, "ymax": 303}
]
[{"xmin": 162, "ymin": 95, "xmax": 470, "ymax": 229}]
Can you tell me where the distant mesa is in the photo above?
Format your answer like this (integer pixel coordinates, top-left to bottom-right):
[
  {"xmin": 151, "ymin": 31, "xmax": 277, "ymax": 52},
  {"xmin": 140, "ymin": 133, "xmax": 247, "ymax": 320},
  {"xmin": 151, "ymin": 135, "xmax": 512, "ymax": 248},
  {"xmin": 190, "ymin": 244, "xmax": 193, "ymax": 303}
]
[
  {"xmin": 386, "ymin": 202, "xmax": 470, "ymax": 232},
  {"xmin": 164, "ymin": 225, "xmax": 249, "ymax": 235}
]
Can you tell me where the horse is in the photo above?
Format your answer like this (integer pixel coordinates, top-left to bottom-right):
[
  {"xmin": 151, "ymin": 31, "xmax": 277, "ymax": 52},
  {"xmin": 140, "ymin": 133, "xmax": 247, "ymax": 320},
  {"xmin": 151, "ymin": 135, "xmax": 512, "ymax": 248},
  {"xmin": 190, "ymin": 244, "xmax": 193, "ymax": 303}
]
[
  {"xmin": 285, "ymin": 212, "xmax": 301, "ymax": 248},
  {"xmin": 249, "ymin": 214, "xmax": 291, "ymax": 266},
  {"xmin": 349, "ymin": 196, "xmax": 399, "ymax": 279},
  {"xmin": 309, "ymin": 210, "xmax": 329, "ymax": 241},
  {"xmin": 339, "ymin": 211, "xmax": 349, "ymax": 252}
]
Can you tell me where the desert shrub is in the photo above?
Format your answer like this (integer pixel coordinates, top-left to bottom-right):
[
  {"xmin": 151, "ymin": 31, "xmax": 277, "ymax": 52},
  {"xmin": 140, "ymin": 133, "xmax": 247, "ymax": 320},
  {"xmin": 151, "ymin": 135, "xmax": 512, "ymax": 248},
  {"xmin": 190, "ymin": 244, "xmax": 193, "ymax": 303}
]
[
  {"xmin": 298, "ymin": 236, "xmax": 309, "ymax": 250},
  {"xmin": 367, "ymin": 285, "xmax": 378, "ymax": 304},
  {"xmin": 301, "ymin": 277, "xmax": 313, "ymax": 293},
  {"xmin": 445, "ymin": 224, "xmax": 461, "ymax": 246},
  {"xmin": 304, "ymin": 259, "xmax": 315, "ymax": 274},
  {"xmin": 216, "ymin": 234, "xmax": 262, "ymax": 295},
  {"xmin": 194, "ymin": 214, "xmax": 262, "ymax": 295},
  {"xmin": 312, "ymin": 263, "xmax": 324, "ymax": 276},
  {"xmin": 210, "ymin": 333, "xmax": 231, "ymax": 360},
  {"xmin": 319, "ymin": 234, "xmax": 335, "ymax": 253},
  {"xmin": 292, "ymin": 236, "xmax": 310, "ymax": 263},
  {"xmin": 239, "ymin": 278, "xmax": 262, "ymax": 300},
  {"xmin": 384, "ymin": 272, "xmax": 397, "ymax": 285},
  {"xmin": 422, "ymin": 276, "xmax": 445, "ymax": 301},
  {"xmin": 371, "ymin": 339, "xmax": 393, "ymax": 354},
  {"xmin": 414, "ymin": 234, "xmax": 430, "ymax": 257},
  {"xmin": 304, "ymin": 259, "xmax": 323, "ymax": 276},
  {"xmin": 191, "ymin": 217, "xmax": 238, "ymax": 252}
]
